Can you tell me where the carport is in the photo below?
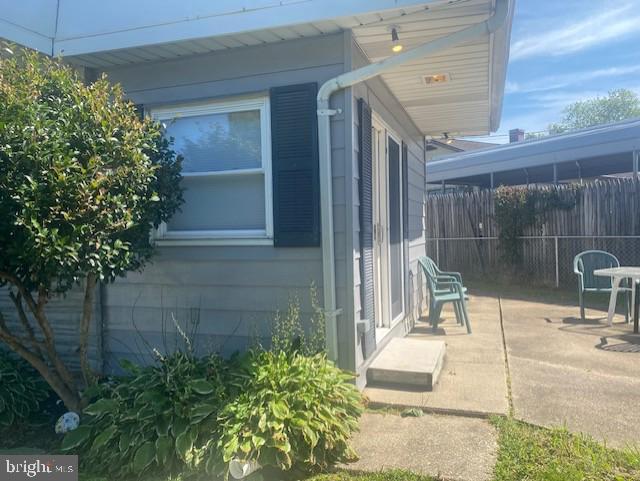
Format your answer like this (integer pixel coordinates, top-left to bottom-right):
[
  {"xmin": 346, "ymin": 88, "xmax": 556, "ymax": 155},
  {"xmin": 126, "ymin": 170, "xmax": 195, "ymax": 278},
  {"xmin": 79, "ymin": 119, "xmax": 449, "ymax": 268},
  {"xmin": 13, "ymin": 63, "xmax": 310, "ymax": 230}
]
[{"xmin": 426, "ymin": 118, "xmax": 640, "ymax": 188}]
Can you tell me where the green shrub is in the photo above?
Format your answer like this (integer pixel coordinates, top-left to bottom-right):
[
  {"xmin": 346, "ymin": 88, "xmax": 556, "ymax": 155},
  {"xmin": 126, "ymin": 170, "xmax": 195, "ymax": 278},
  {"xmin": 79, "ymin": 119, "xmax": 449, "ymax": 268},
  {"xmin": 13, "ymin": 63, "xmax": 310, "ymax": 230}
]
[
  {"xmin": 62, "ymin": 352, "xmax": 233, "ymax": 478},
  {"xmin": 0, "ymin": 44, "xmax": 183, "ymax": 408},
  {"xmin": 209, "ymin": 350, "xmax": 363, "ymax": 478},
  {"xmin": 0, "ymin": 351, "xmax": 50, "ymax": 428},
  {"xmin": 270, "ymin": 285, "xmax": 326, "ymax": 357}
]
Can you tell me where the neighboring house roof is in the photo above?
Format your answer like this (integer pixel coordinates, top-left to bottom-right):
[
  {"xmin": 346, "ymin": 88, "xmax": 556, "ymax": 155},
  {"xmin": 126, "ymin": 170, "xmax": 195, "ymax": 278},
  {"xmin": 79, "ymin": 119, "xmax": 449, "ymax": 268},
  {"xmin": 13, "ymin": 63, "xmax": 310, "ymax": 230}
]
[
  {"xmin": 427, "ymin": 117, "xmax": 640, "ymax": 187},
  {"xmin": 446, "ymin": 138, "xmax": 501, "ymax": 152},
  {"xmin": 427, "ymin": 138, "xmax": 499, "ymax": 153},
  {"xmin": 0, "ymin": 0, "xmax": 514, "ymax": 136}
]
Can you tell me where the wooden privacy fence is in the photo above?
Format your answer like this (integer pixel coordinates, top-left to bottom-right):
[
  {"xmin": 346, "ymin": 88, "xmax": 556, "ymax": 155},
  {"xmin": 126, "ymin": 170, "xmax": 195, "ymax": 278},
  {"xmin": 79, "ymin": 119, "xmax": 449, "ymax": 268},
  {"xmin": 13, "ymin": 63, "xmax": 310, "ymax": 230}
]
[{"xmin": 424, "ymin": 179, "xmax": 640, "ymax": 287}]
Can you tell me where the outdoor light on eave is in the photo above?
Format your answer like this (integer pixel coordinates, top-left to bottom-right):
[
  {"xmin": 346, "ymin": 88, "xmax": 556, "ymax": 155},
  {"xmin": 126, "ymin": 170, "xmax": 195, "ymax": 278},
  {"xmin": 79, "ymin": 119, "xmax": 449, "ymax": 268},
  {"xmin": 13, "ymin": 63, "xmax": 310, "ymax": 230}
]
[
  {"xmin": 424, "ymin": 73, "xmax": 450, "ymax": 85},
  {"xmin": 390, "ymin": 26, "xmax": 403, "ymax": 53}
]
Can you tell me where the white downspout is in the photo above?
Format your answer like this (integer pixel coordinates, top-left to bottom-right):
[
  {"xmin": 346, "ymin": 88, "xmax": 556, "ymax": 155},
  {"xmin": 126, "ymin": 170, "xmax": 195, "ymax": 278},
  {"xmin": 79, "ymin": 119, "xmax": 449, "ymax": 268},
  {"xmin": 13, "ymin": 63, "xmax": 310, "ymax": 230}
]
[{"xmin": 317, "ymin": 0, "xmax": 510, "ymax": 362}]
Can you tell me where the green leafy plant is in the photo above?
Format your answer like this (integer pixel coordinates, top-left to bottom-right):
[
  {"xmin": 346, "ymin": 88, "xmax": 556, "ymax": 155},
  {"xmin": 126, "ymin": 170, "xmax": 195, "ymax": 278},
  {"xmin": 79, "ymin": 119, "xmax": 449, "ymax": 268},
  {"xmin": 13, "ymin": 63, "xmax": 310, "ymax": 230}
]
[
  {"xmin": 494, "ymin": 186, "xmax": 578, "ymax": 266},
  {"xmin": 548, "ymin": 88, "xmax": 640, "ymax": 135},
  {"xmin": 62, "ymin": 352, "xmax": 234, "ymax": 479},
  {"xmin": 0, "ymin": 44, "xmax": 183, "ymax": 409},
  {"xmin": 271, "ymin": 284, "xmax": 326, "ymax": 356},
  {"xmin": 209, "ymin": 350, "xmax": 363, "ymax": 478},
  {"xmin": 0, "ymin": 350, "xmax": 50, "ymax": 428}
]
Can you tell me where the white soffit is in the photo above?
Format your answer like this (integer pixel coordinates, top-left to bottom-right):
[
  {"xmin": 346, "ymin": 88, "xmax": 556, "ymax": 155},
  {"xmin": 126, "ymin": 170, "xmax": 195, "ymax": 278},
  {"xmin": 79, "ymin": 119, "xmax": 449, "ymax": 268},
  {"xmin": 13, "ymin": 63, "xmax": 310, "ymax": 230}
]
[
  {"xmin": 65, "ymin": 4, "xmax": 429, "ymax": 68},
  {"xmin": 0, "ymin": 0, "xmax": 512, "ymax": 136},
  {"xmin": 53, "ymin": 0, "xmax": 432, "ymax": 57},
  {"xmin": 353, "ymin": 0, "xmax": 507, "ymax": 135}
]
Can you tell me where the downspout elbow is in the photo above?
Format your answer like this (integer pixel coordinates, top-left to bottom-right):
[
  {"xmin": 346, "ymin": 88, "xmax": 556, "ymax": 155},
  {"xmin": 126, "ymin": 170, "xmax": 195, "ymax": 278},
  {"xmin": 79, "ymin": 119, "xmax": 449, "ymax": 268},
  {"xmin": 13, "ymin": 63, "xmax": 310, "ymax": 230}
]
[
  {"xmin": 487, "ymin": 0, "xmax": 510, "ymax": 34},
  {"xmin": 317, "ymin": 78, "xmax": 341, "ymax": 107}
]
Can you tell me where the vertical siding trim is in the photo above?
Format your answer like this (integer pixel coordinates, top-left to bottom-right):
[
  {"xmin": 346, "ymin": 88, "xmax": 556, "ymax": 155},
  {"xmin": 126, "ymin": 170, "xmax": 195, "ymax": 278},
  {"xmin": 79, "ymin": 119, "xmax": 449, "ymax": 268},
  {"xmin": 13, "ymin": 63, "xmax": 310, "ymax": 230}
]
[
  {"xmin": 341, "ymin": 30, "xmax": 357, "ymax": 372},
  {"xmin": 402, "ymin": 141, "xmax": 411, "ymax": 320}
]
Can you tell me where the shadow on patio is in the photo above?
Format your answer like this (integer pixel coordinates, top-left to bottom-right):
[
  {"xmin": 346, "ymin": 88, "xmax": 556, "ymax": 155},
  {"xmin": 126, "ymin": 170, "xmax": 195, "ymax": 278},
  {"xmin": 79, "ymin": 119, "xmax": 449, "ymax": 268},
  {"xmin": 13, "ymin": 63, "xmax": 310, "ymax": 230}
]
[
  {"xmin": 365, "ymin": 295, "xmax": 509, "ymax": 417},
  {"xmin": 365, "ymin": 290, "xmax": 640, "ymax": 447}
]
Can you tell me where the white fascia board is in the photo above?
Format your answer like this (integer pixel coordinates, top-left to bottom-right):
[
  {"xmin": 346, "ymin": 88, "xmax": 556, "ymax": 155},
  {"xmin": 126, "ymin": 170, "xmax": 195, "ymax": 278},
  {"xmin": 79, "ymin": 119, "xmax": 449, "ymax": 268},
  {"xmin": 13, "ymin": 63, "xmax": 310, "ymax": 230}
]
[
  {"xmin": 53, "ymin": 0, "xmax": 434, "ymax": 56},
  {"xmin": 0, "ymin": 18, "xmax": 52, "ymax": 54},
  {"xmin": 488, "ymin": 0, "xmax": 514, "ymax": 133},
  {"xmin": 0, "ymin": 0, "xmax": 57, "ymax": 54}
]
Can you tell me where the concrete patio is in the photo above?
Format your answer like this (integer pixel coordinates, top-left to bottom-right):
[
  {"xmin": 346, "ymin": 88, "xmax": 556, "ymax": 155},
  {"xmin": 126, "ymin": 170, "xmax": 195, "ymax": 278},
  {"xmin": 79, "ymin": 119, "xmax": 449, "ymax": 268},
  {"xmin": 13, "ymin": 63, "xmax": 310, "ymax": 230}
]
[
  {"xmin": 502, "ymin": 295, "xmax": 640, "ymax": 448},
  {"xmin": 347, "ymin": 411, "xmax": 498, "ymax": 481},
  {"xmin": 365, "ymin": 295, "xmax": 509, "ymax": 417},
  {"xmin": 363, "ymin": 292, "xmax": 640, "ymax": 447}
]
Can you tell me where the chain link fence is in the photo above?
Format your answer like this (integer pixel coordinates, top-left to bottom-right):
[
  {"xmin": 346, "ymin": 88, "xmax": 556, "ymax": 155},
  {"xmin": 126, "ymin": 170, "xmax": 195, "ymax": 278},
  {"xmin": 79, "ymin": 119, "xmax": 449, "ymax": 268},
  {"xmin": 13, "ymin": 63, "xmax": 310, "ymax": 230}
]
[{"xmin": 425, "ymin": 236, "xmax": 640, "ymax": 288}]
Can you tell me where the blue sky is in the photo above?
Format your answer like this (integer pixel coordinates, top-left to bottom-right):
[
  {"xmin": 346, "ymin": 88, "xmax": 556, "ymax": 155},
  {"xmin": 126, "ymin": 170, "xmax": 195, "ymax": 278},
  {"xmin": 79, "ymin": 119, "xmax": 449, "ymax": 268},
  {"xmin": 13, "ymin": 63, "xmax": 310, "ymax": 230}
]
[{"xmin": 473, "ymin": 0, "xmax": 640, "ymax": 144}]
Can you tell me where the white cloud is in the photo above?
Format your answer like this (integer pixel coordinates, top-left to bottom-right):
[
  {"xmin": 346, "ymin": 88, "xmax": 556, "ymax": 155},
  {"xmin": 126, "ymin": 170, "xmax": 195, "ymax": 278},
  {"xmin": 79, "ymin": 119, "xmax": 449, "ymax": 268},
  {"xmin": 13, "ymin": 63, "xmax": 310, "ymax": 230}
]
[
  {"xmin": 506, "ymin": 65, "xmax": 640, "ymax": 95},
  {"xmin": 493, "ymin": 84, "xmax": 640, "ymax": 136},
  {"xmin": 510, "ymin": 4, "xmax": 640, "ymax": 61},
  {"xmin": 529, "ymin": 84, "xmax": 640, "ymax": 110}
]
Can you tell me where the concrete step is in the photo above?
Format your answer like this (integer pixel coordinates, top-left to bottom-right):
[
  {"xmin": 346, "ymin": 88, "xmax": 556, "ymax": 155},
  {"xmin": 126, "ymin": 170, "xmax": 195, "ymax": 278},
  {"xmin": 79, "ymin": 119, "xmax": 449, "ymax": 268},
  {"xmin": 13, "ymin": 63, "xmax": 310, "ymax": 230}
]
[{"xmin": 367, "ymin": 338, "xmax": 446, "ymax": 390}]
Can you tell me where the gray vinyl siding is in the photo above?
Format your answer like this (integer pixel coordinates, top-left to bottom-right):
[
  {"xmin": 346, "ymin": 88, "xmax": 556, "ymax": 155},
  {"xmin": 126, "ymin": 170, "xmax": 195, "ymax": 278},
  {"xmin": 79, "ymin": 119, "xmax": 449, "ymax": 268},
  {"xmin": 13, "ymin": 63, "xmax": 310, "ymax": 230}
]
[
  {"xmin": 100, "ymin": 33, "xmax": 351, "ymax": 372},
  {"xmin": 348, "ymin": 35, "xmax": 428, "ymax": 380},
  {"xmin": 0, "ymin": 284, "xmax": 102, "ymax": 371},
  {"xmin": 0, "ymin": 31, "xmax": 429, "ymax": 380}
]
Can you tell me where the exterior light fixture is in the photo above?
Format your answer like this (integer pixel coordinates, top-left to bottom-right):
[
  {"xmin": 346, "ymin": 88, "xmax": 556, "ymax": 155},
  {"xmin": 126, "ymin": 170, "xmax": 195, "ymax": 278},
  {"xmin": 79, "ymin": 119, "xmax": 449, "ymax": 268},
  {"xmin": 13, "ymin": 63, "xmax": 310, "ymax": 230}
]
[
  {"xmin": 424, "ymin": 73, "xmax": 450, "ymax": 85},
  {"xmin": 391, "ymin": 27, "xmax": 403, "ymax": 53}
]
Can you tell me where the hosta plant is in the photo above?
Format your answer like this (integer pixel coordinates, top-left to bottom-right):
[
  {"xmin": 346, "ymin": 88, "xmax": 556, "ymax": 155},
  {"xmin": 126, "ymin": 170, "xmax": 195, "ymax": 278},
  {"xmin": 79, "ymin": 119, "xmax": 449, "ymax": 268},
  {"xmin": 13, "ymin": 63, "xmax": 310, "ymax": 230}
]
[
  {"xmin": 0, "ymin": 351, "xmax": 50, "ymax": 428},
  {"xmin": 62, "ymin": 352, "xmax": 233, "ymax": 478},
  {"xmin": 208, "ymin": 350, "xmax": 363, "ymax": 478}
]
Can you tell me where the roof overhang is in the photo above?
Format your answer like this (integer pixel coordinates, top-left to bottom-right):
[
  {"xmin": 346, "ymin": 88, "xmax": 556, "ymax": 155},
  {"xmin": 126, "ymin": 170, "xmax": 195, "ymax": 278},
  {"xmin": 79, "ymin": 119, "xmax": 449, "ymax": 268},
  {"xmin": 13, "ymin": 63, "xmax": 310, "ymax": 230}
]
[
  {"xmin": 0, "ymin": 0, "xmax": 513, "ymax": 136},
  {"xmin": 351, "ymin": 0, "xmax": 512, "ymax": 135},
  {"xmin": 427, "ymin": 118, "xmax": 640, "ymax": 186}
]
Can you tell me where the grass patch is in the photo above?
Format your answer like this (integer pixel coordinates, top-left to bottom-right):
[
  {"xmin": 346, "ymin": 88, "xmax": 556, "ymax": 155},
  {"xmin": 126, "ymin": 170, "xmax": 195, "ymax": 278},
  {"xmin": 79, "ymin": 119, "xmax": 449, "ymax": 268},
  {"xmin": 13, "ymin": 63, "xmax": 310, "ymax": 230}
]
[
  {"xmin": 466, "ymin": 278, "xmax": 575, "ymax": 303},
  {"xmin": 308, "ymin": 470, "xmax": 436, "ymax": 481},
  {"xmin": 492, "ymin": 416, "xmax": 640, "ymax": 481},
  {"xmin": 76, "ymin": 469, "xmax": 436, "ymax": 481}
]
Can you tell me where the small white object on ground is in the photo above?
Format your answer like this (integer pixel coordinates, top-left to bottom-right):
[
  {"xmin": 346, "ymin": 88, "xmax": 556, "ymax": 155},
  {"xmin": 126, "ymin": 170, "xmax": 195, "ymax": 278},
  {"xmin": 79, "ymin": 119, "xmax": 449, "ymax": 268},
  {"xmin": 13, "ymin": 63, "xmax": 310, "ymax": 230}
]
[
  {"xmin": 229, "ymin": 459, "xmax": 261, "ymax": 479},
  {"xmin": 55, "ymin": 412, "xmax": 80, "ymax": 434}
]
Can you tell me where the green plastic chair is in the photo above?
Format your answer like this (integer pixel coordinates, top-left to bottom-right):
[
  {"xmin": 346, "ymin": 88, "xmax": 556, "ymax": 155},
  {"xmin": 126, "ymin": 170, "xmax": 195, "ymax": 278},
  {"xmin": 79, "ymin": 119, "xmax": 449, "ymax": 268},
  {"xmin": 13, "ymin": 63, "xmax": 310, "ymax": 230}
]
[
  {"xmin": 573, "ymin": 250, "xmax": 630, "ymax": 322},
  {"xmin": 418, "ymin": 256, "xmax": 471, "ymax": 333}
]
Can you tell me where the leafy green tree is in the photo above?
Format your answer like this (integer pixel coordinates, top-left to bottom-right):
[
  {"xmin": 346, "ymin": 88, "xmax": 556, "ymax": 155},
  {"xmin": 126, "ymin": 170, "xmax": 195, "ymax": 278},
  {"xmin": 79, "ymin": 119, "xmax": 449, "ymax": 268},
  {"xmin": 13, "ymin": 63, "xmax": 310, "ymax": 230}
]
[
  {"xmin": 0, "ymin": 46, "xmax": 183, "ymax": 410},
  {"xmin": 524, "ymin": 131, "xmax": 547, "ymax": 141},
  {"xmin": 548, "ymin": 88, "xmax": 640, "ymax": 134}
]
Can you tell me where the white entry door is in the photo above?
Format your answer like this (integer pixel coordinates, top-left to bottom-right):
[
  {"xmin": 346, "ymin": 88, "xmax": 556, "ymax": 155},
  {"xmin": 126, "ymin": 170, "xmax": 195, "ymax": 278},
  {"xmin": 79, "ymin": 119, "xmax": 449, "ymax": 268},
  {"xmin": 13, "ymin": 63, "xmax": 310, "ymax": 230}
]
[{"xmin": 371, "ymin": 114, "xmax": 404, "ymax": 330}]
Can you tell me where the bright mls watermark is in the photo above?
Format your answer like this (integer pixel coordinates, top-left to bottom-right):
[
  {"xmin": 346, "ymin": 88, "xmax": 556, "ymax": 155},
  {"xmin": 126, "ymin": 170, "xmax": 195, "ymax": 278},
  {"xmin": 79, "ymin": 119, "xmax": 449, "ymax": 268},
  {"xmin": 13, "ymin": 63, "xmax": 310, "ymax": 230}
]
[{"xmin": 0, "ymin": 455, "xmax": 77, "ymax": 481}]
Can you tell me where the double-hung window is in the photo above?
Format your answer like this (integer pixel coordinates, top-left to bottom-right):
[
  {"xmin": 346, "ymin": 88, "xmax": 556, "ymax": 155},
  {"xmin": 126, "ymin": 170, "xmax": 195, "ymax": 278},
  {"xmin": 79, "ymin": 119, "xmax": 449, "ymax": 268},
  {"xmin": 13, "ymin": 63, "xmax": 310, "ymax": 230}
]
[{"xmin": 152, "ymin": 96, "xmax": 272, "ymax": 245}]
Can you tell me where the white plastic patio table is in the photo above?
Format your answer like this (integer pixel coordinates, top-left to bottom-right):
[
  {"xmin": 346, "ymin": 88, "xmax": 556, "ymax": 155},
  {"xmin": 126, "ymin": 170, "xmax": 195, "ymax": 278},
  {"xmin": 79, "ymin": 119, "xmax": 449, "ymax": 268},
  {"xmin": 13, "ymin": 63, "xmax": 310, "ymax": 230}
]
[{"xmin": 593, "ymin": 266, "xmax": 640, "ymax": 333}]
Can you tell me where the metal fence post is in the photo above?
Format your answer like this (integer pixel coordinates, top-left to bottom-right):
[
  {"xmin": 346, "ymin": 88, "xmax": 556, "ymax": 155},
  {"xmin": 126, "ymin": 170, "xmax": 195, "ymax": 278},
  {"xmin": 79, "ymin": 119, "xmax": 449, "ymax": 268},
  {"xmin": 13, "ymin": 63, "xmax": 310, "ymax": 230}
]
[{"xmin": 554, "ymin": 236, "xmax": 559, "ymax": 288}]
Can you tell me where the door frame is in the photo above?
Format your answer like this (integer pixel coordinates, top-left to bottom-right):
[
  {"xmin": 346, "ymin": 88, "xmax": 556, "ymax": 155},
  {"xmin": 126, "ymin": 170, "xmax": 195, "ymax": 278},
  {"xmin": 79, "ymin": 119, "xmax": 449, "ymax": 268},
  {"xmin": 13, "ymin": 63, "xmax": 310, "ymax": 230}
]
[{"xmin": 370, "ymin": 111, "xmax": 405, "ymax": 330}]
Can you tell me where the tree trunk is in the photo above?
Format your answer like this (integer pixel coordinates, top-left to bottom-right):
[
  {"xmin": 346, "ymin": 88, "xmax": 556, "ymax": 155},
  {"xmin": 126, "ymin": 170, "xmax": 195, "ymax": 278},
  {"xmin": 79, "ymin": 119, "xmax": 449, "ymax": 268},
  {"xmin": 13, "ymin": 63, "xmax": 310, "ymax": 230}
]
[
  {"xmin": 32, "ymin": 298, "xmax": 78, "ymax": 396},
  {"xmin": 80, "ymin": 273, "xmax": 97, "ymax": 386},
  {"xmin": 0, "ymin": 274, "xmax": 84, "ymax": 412},
  {"xmin": 0, "ymin": 318, "xmax": 82, "ymax": 411}
]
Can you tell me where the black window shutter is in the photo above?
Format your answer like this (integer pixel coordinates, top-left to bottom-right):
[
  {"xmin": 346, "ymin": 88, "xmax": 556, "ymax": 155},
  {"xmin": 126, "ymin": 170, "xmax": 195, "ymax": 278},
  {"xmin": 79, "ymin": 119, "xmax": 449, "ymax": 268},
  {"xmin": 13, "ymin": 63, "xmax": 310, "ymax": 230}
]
[
  {"xmin": 358, "ymin": 98, "xmax": 376, "ymax": 359},
  {"xmin": 270, "ymin": 83, "xmax": 320, "ymax": 247},
  {"xmin": 402, "ymin": 141, "xmax": 411, "ymax": 319}
]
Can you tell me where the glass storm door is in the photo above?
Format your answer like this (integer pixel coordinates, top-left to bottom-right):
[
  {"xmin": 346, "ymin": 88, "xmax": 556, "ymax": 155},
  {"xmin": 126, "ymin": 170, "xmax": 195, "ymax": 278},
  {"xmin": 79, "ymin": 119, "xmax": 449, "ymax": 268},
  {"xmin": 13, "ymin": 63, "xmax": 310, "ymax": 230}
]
[
  {"xmin": 387, "ymin": 136, "xmax": 404, "ymax": 321},
  {"xmin": 371, "ymin": 115, "xmax": 404, "ymax": 329},
  {"xmin": 372, "ymin": 120, "xmax": 389, "ymax": 328}
]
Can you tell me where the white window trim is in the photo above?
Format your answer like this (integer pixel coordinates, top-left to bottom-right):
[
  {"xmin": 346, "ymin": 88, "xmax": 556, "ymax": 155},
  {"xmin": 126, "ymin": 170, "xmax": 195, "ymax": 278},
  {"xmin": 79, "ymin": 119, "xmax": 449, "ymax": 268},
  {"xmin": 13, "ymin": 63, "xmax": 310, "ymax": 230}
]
[{"xmin": 150, "ymin": 96, "xmax": 273, "ymax": 246}]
